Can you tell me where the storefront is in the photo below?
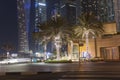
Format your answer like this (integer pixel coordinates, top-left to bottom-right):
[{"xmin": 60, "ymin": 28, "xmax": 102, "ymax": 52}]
[{"xmin": 100, "ymin": 46, "xmax": 120, "ymax": 60}]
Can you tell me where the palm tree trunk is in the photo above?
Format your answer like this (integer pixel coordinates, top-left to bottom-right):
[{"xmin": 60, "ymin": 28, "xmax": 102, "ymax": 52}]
[
  {"xmin": 70, "ymin": 41, "xmax": 73, "ymax": 60},
  {"xmin": 86, "ymin": 34, "xmax": 89, "ymax": 53},
  {"xmin": 56, "ymin": 45, "xmax": 60, "ymax": 60},
  {"xmin": 55, "ymin": 35, "xmax": 61, "ymax": 60},
  {"xmin": 94, "ymin": 37, "xmax": 97, "ymax": 57},
  {"xmin": 44, "ymin": 44, "xmax": 47, "ymax": 60}
]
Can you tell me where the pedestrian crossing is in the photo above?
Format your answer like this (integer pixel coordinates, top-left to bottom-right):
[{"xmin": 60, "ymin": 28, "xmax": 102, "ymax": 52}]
[{"xmin": 58, "ymin": 71, "xmax": 120, "ymax": 80}]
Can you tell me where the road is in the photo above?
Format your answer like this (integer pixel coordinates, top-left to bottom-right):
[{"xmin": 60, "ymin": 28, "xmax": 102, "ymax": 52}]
[
  {"xmin": 1, "ymin": 62, "xmax": 120, "ymax": 80},
  {"xmin": 0, "ymin": 62, "xmax": 80, "ymax": 72},
  {"xmin": 1, "ymin": 61, "xmax": 120, "ymax": 72}
]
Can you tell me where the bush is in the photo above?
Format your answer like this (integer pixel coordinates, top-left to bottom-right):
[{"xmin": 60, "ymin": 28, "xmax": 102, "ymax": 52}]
[
  {"xmin": 45, "ymin": 60, "xmax": 72, "ymax": 63},
  {"xmin": 90, "ymin": 57, "xmax": 104, "ymax": 62}
]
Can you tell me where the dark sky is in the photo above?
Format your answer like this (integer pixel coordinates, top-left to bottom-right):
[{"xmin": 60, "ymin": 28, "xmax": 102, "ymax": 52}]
[{"xmin": 0, "ymin": 0, "xmax": 18, "ymax": 52}]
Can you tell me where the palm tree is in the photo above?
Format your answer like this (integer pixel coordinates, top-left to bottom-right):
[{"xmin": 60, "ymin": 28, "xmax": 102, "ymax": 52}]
[
  {"xmin": 74, "ymin": 12, "xmax": 104, "ymax": 58},
  {"xmin": 39, "ymin": 35, "xmax": 50, "ymax": 60},
  {"xmin": 37, "ymin": 16, "xmax": 72, "ymax": 60},
  {"xmin": 1, "ymin": 43, "xmax": 14, "ymax": 58},
  {"xmin": 82, "ymin": 29, "xmax": 96, "ymax": 54},
  {"xmin": 60, "ymin": 27, "xmax": 83, "ymax": 60},
  {"xmin": 61, "ymin": 32, "xmax": 74, "ymax": 60},
  {"xmin": 32, "ymin": 31, "xmax": 50, "ymax": 60}
]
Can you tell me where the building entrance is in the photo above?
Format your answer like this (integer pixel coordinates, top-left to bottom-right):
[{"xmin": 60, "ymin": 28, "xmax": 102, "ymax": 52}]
[{"xmin": 100, "ymin": 47, "xmax": 120, "ymax": 60}]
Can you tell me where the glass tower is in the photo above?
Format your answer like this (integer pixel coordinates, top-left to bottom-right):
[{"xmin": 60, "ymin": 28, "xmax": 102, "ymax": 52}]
[
  {"xmin": 80, "ymin": 0, "xmax": 115, "ymax": 22},
  {"xmin": 60, "ymin": 0, "xmax": 77, "ymax": 25},
  {"xmin": 34, "ymin": 0, "xmax": 46, "ymax": 32},
  {"xmin": 17, "ymin": 0, "xmax": 31, "ymax": 53},
  {"xmin": 99, "ymin": 0, "xmax": 115, "ymax": 22},
  {"xmin": 33, "ymin": 0, "xmax": 47, "ymax": 52}
]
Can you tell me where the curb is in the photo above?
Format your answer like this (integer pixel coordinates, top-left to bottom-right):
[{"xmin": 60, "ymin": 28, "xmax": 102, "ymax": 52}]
[
  {"xmin": 0, "ymin": 72, "xmax": 5, "ymax": 76},
  {"xmin": 0, "ymin": 72, "xmax": 52, "ymax": 76}
]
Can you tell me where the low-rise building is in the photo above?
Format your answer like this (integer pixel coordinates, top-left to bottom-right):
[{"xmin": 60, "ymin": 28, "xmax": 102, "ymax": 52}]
[{"xmin": 70, "ymin": 22, "xmax": 120, "ymax": 61}]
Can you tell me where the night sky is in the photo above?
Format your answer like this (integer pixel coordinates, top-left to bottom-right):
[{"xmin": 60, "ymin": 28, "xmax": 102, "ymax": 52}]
[{"xmin": 0, "ymin": 0, "xmax": 18, "ymax": 53}]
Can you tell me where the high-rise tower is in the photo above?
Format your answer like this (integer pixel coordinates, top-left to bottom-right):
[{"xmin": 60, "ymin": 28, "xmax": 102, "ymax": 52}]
[
  {"xmin": 34, "ymin": 0, "xmax": 47, "ymax": 31},
  {"xmin": 60, "ymin": 0, "xmax": 77, "ymax": 25},
  {"xmin": 17, "ymin": 0, "xmax": 31, "ymax": 53},
  {"xmin": 46, "ymin": 0, "xmax": 80, "ymax": 25},
  {"xmin": 80, "ymin": 0, "xmax": 115, "ymax": 23},
  {"xmin": 113, "ymin": 0, "xmax": 120, "ymax": 32},
  {"xmin": 30, "ymin": 0, "xmax": 47, "ymax": 53},
  {"xmin": 100, "ymin": 0, "xmax": 115, "ymax": 22}
]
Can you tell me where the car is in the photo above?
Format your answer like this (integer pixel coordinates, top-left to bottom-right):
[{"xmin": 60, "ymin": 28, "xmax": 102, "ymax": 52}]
[
  {"xmin": 0, "ymin": 58, "xmax": 18, "ymax": 64},
  {"xmin": 0, "ymin": 58, "xmax": 31, "ymax": 64}
]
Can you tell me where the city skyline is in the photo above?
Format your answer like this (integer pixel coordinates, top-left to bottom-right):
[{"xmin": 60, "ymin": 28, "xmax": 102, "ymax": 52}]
[
  {"xmin": 0, "ymin": 0, "xmax": 120, "ymax": 54},
  {"xmin": 1, "ymin": 1, "xmax": 120, "ymax": 80}
]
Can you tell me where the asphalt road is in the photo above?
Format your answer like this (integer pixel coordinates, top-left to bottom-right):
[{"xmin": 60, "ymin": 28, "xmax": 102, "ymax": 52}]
[
  {"xmin": 1, "ymin": 62, "xmax": 120, "ymax": 80},
  {"xmin": 1, "ymin": 61, "xmax": 120, "ymax": 72},
  {"xmin": 1, "ymin": 71, "xmax": 120, "ymax": 80}
]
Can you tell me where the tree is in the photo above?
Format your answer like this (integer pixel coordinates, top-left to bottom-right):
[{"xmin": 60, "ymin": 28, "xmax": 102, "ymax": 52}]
[
  {"xmin": 32, "ymin": 31, "xmax": 50, "ymax": 60},
  {"xmin": 74, "ymin": 12, "xmax": 104, "ymax": 58},
  {"xmin": 37, "ymin": 16, "xmax": 72, "ymax": 60},
  {"xmin": 1, "ymin": 43, "xmax": 14, "ymax": 58}
]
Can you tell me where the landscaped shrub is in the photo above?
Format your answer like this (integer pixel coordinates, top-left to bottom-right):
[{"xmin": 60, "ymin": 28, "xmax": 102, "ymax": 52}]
[
  {"xmin": 90, "ymin": 57, "xmax": 104, "ymax": 62},
  {"xmin": 45, "ymin": 60, "xmax": 72, "ymax": 63}
]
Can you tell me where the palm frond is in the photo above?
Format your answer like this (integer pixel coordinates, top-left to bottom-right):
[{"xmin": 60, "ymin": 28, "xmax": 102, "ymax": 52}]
[{"xmin": 74, "ymin": 12, "xmax": 104, "ymax": 39}]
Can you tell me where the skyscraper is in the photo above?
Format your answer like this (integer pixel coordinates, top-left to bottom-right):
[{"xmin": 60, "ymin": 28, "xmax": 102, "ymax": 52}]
[
  {"xmin": 80, "ymin": 0, "xmax": 99, "ymax": 14},
  {"xmin": 46, "ymin": 0, "xmax": 115, "ymax": 24},
  {"xmin": 80, "ymin": 0, "xmax": 115, "ymax": 22},
  {"xmin": 60, "ymin": 0, "xmax": 77, "ymax": 25},
  {"xmin": 113, "ymin": 0, "xmax": 120, "ymax": 32},
  {"xmin": 34, "ymin": 0, "xmax": 47, "ymax": 31},
  {"xmin": 17, "ymin": 0, "xmax": 31, "ymax": 53},
  {"xmin": 99, "ymin": 0, "xmax": 115, "ymax": 22},
  {"xmin": 46, "ymin": 0, "xmax": 60, "ymax": 20},
  {"xmin": 46, "ymin": 0, "xmax": 80, "ymax": 25},
  {"xmin": 29, "ymin": 0, "xmax": 47, "ymax": 53}
]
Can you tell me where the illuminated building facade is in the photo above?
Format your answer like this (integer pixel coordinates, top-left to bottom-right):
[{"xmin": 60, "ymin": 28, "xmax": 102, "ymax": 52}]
[
  {"xmin": 31, "ymin": 0, "xmax": 47, "ymax": 52},
  {"xmin": 80, "ymin": 0, "xmax": 99, "ymax": 15},
  {"xmin": 113, "ymin": 0, "xmax": 120, "ymax": 32},
  {"xmin": 46, "ymin": 0, "xmax": 81, "ymax": 25},
  {"xmin": 17, "ymin": 0, "xmax": 31, "ymax": 53},
  {"xmin": 47, "ymin": 0, "xmax": 115, "ymax": 24},
  {"xmin": 46, "ymin": 0, "xmax": 113, "ymax": 25},
  {"xmin": 99, "ymin": 0, "xmax": 115, "ymax": 22},
  {"xmin": 34, "ymin": 0, "xmax": 47, "ymax": 31},
  {"xmin": 80, "ymin": 0, "xmax": 115, "ymax": 23},
  {"xmin": 60, "ymin": 0, "xmax": 77, "ymax": 25}
]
